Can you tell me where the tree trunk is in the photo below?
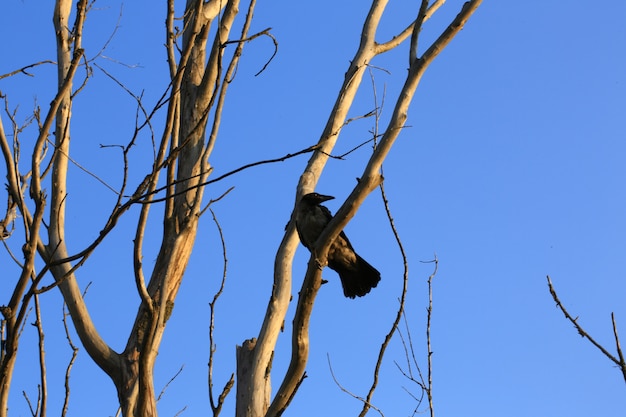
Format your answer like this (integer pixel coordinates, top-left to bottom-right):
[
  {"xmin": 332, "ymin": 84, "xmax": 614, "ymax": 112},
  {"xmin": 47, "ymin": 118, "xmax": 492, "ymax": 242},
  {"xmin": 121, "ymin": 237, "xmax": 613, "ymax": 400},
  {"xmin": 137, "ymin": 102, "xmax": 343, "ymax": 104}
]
[{"xmin": 236, "ymin": 339, "xmax": 271, "ymax": 417}]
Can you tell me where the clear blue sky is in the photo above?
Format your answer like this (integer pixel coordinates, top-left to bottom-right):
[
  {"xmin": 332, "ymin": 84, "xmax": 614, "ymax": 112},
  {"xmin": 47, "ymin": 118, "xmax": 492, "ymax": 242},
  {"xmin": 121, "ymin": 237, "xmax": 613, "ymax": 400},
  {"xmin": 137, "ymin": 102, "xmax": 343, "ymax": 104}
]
[{"xmin": 1, "ymin": 1, "xmax": 625, "ymax": 416}]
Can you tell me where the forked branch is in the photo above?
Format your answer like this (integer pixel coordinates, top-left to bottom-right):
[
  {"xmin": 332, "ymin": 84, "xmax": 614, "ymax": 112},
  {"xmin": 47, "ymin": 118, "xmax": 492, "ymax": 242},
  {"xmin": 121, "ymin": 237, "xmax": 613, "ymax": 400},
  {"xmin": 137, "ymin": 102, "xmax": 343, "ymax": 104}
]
[
  {"xmin": 264, "ymin": 2, "xmax": 482, "ymax": 416},
  {"xmin": 547, "ymin": 275, "xmax": 626, "ymax": 384}
]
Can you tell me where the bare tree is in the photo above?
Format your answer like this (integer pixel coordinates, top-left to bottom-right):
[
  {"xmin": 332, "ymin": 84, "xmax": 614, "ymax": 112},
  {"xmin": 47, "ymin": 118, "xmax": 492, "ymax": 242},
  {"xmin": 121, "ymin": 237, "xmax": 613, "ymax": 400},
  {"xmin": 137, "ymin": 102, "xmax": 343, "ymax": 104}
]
[
  {"xmin": 238, "ymin": 2, "xmax": 481, "ymax": 416},
  {"xmin": 0, "ymin": 1, "xmax": 481, "ymax": 417}
]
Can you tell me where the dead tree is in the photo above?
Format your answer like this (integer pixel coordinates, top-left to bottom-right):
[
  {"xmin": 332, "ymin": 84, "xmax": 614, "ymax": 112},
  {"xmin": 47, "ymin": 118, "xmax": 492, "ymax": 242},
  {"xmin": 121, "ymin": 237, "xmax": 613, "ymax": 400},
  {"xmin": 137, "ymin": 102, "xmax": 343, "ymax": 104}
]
[
  {"xmin": 0, "ymin": 1, "xmax": 482, "ymax": 416},
  {"xmin": 1, "ymin": 0, "xmax": 258, "ymax": 415},
  {"xmin": 237, "ymin": 1, "xmax": 482, "ymax": 416}
]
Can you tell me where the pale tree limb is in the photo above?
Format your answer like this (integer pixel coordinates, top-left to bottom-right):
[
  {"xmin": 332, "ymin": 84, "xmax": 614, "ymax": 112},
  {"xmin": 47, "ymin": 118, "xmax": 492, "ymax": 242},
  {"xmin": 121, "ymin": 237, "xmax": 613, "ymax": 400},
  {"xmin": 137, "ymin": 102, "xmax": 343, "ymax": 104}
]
[
  {"xmin": 1, "ymin": 0, "xmax": 260, "ymax": 416},
  {"xmin": 116, "ymin": 0, "xmax": 261, "ymax": 414},
  {"xmin": 374, "ymin": 0, "xmax": 446, "ymax": 54},
  {"xmin": 40, "ymin": 0, "xmax": 121, "ymax": 382},
  {"xmin": 547, "ymin": 276, "xmax": 626, "ymax": 384},
  {"xmin": 2, "ymin": 2, "xmax": 122, "ymax": 415},
  {"xmin": 120, "ymin": 0, "xmax": 235, "ymax": 410},
  {"xmin": 258, "ymin": 2, "xmax": 482, "ymax": 417},
  {"xmin": 258, "ymin": 1, "xmax": 395, "ymax": 414},
  {"xmin": 282, "ymin": 0, "xmax": 480, "ymax": 407},
  {"xmin": 309, "ymin": 0, "xmax": 483, "ymax": 277},
  {"xmin": 1, "ymin": 2, "xmax": 254, "ymax": 413}
]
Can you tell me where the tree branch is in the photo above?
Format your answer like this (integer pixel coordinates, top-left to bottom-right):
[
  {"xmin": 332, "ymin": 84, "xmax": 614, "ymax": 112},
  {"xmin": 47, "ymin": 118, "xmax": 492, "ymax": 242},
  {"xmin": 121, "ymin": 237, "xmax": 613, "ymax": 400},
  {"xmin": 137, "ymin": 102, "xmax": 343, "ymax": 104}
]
[
  {"xmin": 264, "ymin": 2, "xmax": 482, "ymax": 416},
  {"xmin": 327, "ymin": 354, "xmax": 385, "ymax": 417},
  {"xmin": 547, "ymin": 275, "xmax": 626, "ymax": 382},
  {"xmin": 0, "ymin": 61, "xmax": 56, "ymax": 80},
  {"xmin": 611, "ymin": 313, "xmax": 626, "ymax": 384},
  {"xmin": 208, "ymin": 208, "xmax": 234, "ymax": 416}
]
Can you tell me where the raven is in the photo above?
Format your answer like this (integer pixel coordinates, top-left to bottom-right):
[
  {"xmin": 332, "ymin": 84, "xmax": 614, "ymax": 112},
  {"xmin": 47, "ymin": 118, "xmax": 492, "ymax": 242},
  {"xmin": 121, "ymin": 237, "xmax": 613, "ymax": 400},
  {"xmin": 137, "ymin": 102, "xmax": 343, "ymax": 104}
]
[{"xmin": 295, "ymin": 192, "xmax": 381, "ymax": 298}]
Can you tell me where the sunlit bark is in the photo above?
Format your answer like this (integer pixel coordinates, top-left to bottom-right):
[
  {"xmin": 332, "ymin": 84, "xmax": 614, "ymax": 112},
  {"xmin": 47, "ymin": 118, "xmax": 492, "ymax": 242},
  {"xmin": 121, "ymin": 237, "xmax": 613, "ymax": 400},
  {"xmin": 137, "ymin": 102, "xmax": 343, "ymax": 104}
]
[{"xmin": 0, "ymin": 1, "xmax": 481, "ymax": 416}]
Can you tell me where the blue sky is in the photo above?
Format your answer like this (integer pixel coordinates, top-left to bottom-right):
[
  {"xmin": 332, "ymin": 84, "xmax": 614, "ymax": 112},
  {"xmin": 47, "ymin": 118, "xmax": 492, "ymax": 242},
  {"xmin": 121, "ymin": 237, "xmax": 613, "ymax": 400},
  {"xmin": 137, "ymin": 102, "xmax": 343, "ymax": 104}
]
[{"xmin": 1, "ymin": 1, "xmax": 626, "ymax": 416}]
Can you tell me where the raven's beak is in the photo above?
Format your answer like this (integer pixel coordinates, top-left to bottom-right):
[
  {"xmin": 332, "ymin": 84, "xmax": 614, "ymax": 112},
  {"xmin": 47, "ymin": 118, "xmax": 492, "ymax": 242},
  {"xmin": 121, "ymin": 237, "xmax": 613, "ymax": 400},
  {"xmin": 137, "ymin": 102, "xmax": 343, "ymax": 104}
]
[{"xmin": 318, "ymin": 194, "xmax": 334, "ymax": 203}]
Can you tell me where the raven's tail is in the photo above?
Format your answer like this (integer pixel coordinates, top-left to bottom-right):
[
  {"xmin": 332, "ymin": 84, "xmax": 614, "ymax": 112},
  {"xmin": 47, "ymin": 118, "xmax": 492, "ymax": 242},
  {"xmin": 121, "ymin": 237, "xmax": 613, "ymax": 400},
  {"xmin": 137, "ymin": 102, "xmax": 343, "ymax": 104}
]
[{"xmin": 335, "ymin": 254, "xmax": 381, "ymax": 298}]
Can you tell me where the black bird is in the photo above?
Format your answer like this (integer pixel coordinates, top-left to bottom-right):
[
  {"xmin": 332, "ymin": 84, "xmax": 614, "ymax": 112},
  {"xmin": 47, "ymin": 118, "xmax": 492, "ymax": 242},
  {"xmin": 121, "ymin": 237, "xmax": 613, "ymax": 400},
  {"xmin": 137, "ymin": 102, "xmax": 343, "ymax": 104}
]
[{"xmin": 295, "ymin": 192, "xmax": 381, "ymax": 298}]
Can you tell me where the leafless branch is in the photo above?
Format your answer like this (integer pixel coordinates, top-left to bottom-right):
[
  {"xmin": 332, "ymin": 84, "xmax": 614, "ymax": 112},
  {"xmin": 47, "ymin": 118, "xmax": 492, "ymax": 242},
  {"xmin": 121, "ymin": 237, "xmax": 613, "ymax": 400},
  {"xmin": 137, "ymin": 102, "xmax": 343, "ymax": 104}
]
[
  {"xmin": 93, "ymin": 63, "xmax": 158, "ymax": 156},
  {"xmin": 47, "ymin": 139, "xmax": 120, "ymax": 195},
  {"xmin": 91, "ymin": 4, "xmax": 125, "ymax": 64},
  {"xmin": 424, "ymin": 257, "xmax": 437, "ymax": 416},
  {"xmin": 612, "ymin": 313, "xmax": 626, "ymax": 384},
  {"xmin": 264, "ymin": 2, "xmax": 481, "ymax": 416},
  {"xmin": 202, "ymin": 0, "xmax": 260, "ymax": 179},
  {"xmin": 394, "ymin": 325, "xmax": 426, "ymax": 417},
  {"xmin": 30, "ymin": 47, "xmax": 84, "ymax": 198},
  {"xmin": 375, "ymin": 0, "xmax": 447, "ymax": 54},
  {"xmin": 322, "ymin": 136, "xmax": 381, "ymax": 161},
  {"xmin": 0, "ymin": 61, "xmax": 56, "ymax": 80},
  {"xmin": 222, "ymin": 27, "xmax": 277, "ymax": 77},
  {"xmin": 173, "ymin": 406, "xmax": 188, "ymax": 417},
  {"xmin": 547, "ymin": 276, "xmax": 626, "ymax": 384},
  {"xmin": 207, "ymin": 207, "xmax": 234, "ymax": 416},
  {"xmin": 61, "ymin": 300, "xmax": 79, "ymax": 417},
  {"xmin": 139, "ymin": 144, "xmax": 319, "ymax": 205},
  {"xmin": 356, "ymin": 65, "xmax": 408, "ymax": 417},
  {"xmin": 368, "ymin": 67, "xmax": 436, "ymax": 417},
  {"xmin": 156, "ymin": 365, "xmax": 185, "ymax": 402},
  {"xmin": 395, "ymin": 313, "xmax": 426, "ymax": 391},
  {"xmin": 327, "ymin": 355, "xmax": 385, "ymax": 417},
  {"xmin": 32, "ymin": 293, "xmax": 47, "ymax": 417},
  {"xmin": 393, "ymin": 258, "xmax": 438, "ymax": 417},
  {"xmin": 21, "ymin": 388, "xmax": 39, "ymax": 417},
  {"xmin": 200, "ymin": 187, "xmax": 235, "ymax": 217},
  {"xmin": 409, "ymin": 0, "xmax": 430, "ymax": 64},
  {"xmin": 60, "ymin": 282, "xmax": 89, "ymax": 417}
]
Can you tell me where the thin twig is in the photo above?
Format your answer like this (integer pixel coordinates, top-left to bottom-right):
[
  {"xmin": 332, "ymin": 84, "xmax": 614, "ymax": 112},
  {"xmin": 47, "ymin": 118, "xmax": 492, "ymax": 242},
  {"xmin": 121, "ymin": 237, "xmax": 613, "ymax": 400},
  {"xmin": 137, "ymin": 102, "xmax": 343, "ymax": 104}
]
[
  {"xmin": 157, "ymin": 365, "xmax": 185, "ymax": 402},
  {"xmin": 547, "ymin": 274, "xmax": 626, "ymax": 386},
  {"xmin": 91, "ymin": 4, "xmax": 125, "ymax": 64},
  {"xmin": 140, "ymin": 144, "xmax": 318, "ymax": 205},
  {"xmin": 173, "ymin": 406, "xmax": 188, "ymax": 417},
  {"xmin": 424, "ymin": 257, "xmax": 438, "ymax": 417},
  {"xmin": 357, "ymin": 66, "xmax": 409, "ymax": 417},
  {"xmin": 222, "ymin": 27, "xmax": 278, "ymax": 77},
  {"xmin": 0, "ymin": 61, "xmax": 56, "ymax": 80},
  {"xmin": 22, "ymin": 389, "xmax": 38, "ymax": 417},
  {"xmin": 547, "ymin": 276, "xmax": 621, "ymax": 365},
  {"xmin": 33, "ymin": 292, "xmax": 47, "ymax": 417},
  {"xmin": 611, "ymin": 313, "xmax": 626, "ymax": 384},
  {"xmin": 200, "ymin": 187, "xmax": 235, "ymax": 218},
  {"xmin": 207, "ymin": 208, "xmax": 234, "ymax": 416},
  {"xmin": 327, "ymin": 355, "xmax": 385, "ymax": 417},
  {"xmin": 394, "ymin": 324, "xmax": 426, "ymax": 417},
  {"xmin": 47, "ymin": 138, "xmax": 120, "ymax": 195}
]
